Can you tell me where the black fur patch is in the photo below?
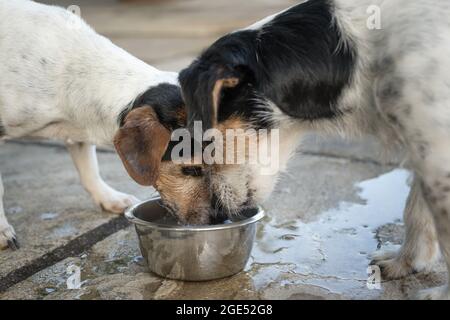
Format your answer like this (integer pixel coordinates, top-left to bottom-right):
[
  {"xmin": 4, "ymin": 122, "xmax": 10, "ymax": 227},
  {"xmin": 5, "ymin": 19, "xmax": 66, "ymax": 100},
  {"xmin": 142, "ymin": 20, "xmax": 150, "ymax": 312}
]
[
  {"xmin": 181, "ymin": 166, "xmax": 204, "ymax": 177},
  {"xmin": 179, "ymin": 0, "xmax": 357, "ymax": 130},
  {"xmin": 118, "ymin": 83, "xmax": 185, "ymax": 131},
  {"xmin": 161, "ymin": 138, "xmax": 202, "ymax": 162}
]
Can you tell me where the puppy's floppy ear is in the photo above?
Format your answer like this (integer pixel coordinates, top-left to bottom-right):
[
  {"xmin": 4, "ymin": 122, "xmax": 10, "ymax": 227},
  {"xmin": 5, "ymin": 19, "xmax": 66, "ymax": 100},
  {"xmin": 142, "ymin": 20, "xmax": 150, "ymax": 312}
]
[
  {"xmin": 179, "ymin": 64, "xmax": 243, "ymax": 130},
  {"xmin": 114, "ymin": 107, "xmax": 170, "ymax": 186}
]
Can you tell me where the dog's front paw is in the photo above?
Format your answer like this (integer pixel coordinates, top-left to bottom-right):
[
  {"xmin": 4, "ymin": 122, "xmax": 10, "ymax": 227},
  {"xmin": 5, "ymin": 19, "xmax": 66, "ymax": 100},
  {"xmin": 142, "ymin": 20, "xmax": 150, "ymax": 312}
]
[
  {"xmin": 370, "ymin": 248, "xmax": 415, "ymax": 279},
  {"xmin": 0, "ymin": 223, "xmax": 20, "ymax": 250},
  {"xmin": 93, "ymin": 187, "xmax": 140, "ymax": 214},
  {"xmin": 413, "ymin": 285, "xmax": 450, "ymax": 300}
]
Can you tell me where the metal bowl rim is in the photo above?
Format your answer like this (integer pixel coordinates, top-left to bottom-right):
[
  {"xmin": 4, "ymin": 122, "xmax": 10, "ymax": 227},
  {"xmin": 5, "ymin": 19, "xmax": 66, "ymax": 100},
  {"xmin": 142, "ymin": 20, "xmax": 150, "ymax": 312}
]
[{"xmin": 125, "ymin": 197, "xmax": 265, "ymax": 232}]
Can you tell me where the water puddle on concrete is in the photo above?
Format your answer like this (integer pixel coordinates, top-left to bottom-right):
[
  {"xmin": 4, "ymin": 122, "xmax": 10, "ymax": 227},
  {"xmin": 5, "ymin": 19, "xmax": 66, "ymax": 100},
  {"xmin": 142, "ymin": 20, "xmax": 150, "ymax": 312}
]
[
  {"xmin": 40, "ymin": 212, "xmax": 59, "ymax": 220},
  {"xmin": 248, "ymin": 169, "xmax": 411, "ymax": 298}
]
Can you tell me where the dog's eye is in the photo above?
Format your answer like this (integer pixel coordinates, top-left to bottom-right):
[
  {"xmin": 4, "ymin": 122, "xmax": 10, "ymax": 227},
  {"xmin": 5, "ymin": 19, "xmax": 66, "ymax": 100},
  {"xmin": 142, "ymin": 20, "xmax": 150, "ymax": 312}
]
[{"xmin": 181, "ymin": 166, "xmax": 204, "ymax": 177}]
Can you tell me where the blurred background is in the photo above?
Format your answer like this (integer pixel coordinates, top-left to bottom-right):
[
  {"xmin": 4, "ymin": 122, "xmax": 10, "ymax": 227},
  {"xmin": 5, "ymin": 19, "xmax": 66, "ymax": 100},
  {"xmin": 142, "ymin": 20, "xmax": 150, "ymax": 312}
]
[
  {"xmin": 36, "ymin": 0, "xmax": 391, "ymax": 160},
  {"xmin": 38, "ymin": 0, "xmax": 296, "ymax": 71}
]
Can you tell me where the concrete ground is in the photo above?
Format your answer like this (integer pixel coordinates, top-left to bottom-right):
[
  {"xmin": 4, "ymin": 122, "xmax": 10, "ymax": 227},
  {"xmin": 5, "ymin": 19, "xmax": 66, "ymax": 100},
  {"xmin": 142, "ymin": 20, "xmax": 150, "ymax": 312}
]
[{"xmin": 0, "ymin": 0, "xmax": 446, "ymax": 300}]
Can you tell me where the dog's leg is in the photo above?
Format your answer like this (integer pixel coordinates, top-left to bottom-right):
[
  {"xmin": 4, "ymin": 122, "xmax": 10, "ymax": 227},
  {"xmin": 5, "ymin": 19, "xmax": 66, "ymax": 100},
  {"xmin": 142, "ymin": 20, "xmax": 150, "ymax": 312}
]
[
  {"xmin": 0, "ymin": 173, "xmax": 19, "ymax": 250},
  {"xmin": 371, "ymin": 176, "xmax": 440, "ymax": 278},
  {"xmin": 66, "ymin": 142, "xmax": 139, "ymax": 213},
  {"xmin": 374, "ymin": 70, "xmax": 450, "ymax": 299},
  {"xmin": 414, "ymin": 162, "xmax": 450, "ymax": 300}
]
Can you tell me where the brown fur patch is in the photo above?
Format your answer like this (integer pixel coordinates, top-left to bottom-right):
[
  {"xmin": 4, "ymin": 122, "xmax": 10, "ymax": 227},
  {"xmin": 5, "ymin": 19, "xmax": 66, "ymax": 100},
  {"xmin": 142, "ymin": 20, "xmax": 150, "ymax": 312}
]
[
  {"xmin": 211, "ymin": 78, "xmax": 240, "ymax": 127},
  {"xmin": 217, "ymin": 116, "xmax": 246, "ymax": 132},
  {"xmin": 215, "ymin": 116, "xmax": 260, "ymax": 166},
  {"xmin": 114, "ymin": 106, "xmax": 171, "ymax": 186},
  {"xmin": 155, "ymin": 162, "xmax": 211, "ymax": 224},
  {"xmin": 151, "ymin": 115, "xmax": 258, "ymax": 225},
  {"xmin": 175, "ymin": 108, "xmax": 187, "ymax": 127},
  {"xmin": 223, "ymin": 77, "xmax": 240, "ymax": 88}
]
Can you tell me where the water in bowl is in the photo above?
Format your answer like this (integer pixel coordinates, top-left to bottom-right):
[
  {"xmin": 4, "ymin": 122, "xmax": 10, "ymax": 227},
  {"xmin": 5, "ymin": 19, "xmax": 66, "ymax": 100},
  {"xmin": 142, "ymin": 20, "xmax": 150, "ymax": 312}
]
[
  {"xmin": 135, "ymin": 199, "xmax": 257, "ymax": 227},
  {"xmin": 148, "ymin": 202, "xmax": 233, "ymax": 226}
]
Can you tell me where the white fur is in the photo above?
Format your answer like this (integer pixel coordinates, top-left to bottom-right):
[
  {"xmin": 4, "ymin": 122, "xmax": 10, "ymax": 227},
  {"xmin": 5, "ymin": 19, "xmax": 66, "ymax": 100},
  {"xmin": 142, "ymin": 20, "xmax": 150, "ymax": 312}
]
[
  {"xmin": 371, "ymin": 176, "xmax": 441, "ymax": 279},
  {"xmin": 232, "ymin": 0, "xmax": 450, "ymax": 299},
  {"xmin": 0, "ymin": 0, "xmax": 177, "ymax": 248},
  {"xmin": 359, "ymin": 0, "xmax": 450, "ymax": 300},
  {"xmin": 0, "ymin": 173, "xmax": 16, "ymax": 249}
]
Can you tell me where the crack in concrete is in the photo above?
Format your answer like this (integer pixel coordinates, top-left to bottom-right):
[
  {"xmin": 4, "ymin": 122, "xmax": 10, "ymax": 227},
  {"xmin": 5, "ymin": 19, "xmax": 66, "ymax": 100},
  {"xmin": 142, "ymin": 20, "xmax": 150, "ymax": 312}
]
[{"xmin": 0, "ymin": 216, "xmax": 130, "ymax": 292}]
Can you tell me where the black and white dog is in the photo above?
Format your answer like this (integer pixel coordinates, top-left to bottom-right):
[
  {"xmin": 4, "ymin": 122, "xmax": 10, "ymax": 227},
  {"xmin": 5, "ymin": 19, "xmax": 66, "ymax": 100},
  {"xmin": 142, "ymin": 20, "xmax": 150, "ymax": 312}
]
[{"xmin": 177, "ymin": 0, "xmax": 450, "ymax": 299}]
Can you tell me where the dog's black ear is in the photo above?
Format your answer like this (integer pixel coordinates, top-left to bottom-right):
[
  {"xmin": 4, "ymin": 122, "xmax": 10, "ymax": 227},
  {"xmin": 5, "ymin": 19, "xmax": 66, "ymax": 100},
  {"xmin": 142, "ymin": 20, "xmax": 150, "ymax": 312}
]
[
  {"xmin": 179, "ymin": 63, "xmax": 243, "ymax": 130},
  {"xmin": 114, "ymin": 107, "xmax": 171, "ymax": 186}
]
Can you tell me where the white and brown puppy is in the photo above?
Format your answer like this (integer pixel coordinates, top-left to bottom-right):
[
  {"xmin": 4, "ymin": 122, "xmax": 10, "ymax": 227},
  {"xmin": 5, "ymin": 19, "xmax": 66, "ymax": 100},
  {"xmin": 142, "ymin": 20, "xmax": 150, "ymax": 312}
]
[
  {"xmin": 0, "ymin": 0, "xmax": 193, "ymax": 250},
  {"xmin": 177, "ymin": 0, "xmax": 450, "ymax": 299}
]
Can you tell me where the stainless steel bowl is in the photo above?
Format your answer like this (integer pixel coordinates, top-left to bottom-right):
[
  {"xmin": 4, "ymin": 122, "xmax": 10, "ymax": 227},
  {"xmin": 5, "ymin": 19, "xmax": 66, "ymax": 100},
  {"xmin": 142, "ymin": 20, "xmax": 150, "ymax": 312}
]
[{"xmin": 125, "ymin": 197, "xmax": 264, "ymax": 281}]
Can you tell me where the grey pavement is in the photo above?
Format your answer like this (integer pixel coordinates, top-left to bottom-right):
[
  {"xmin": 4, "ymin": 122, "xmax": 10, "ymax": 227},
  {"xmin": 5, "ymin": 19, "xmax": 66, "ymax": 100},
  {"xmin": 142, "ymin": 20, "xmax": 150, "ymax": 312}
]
[
  {"xmin": 0, "ymin": 0, "xmax": 445, "ymax": 300},
  {"xmin": 1, "ymin": 141, "xmax": 446, "ymax": 300}
]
